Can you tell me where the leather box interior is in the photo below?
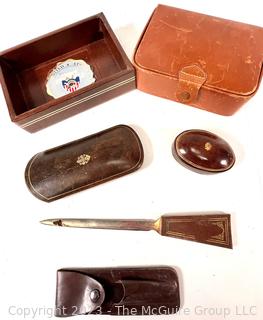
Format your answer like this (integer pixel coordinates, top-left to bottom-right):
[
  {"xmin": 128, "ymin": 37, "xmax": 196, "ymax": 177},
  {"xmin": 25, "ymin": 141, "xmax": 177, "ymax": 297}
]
[{"xmin": 0, "ymin": 14, "xmax": 135, "ymax": 132}]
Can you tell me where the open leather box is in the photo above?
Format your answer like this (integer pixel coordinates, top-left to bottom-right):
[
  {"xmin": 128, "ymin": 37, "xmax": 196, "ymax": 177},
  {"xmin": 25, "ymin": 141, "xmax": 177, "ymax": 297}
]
[{"xmin": 0, "ymin": 13, "xmax": 135, "ymax": 132}]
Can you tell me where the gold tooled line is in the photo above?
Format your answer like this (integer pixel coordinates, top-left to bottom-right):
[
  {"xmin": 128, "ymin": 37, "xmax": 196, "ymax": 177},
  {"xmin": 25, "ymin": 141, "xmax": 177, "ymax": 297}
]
[
  {"xmin": 21, "ymin": 76, "xmax": 135, "ymax": 128},
  {"xmin": 26, "ymin": 126, "xmax": 142, "ymax": 201}
]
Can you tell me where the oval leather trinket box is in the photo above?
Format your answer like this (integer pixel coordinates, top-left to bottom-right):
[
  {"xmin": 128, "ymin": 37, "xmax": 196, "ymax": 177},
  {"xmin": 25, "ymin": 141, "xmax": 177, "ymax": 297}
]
[{"xmin": 173, "ymin": 129, "xmax": 235, "ymax": 173}]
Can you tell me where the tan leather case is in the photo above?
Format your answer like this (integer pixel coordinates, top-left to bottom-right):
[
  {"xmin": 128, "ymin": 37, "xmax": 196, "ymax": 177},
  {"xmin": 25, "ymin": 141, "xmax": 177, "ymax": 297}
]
[{"xmin": 134, "ymin": 5, "xmax": 263, "ymax": 115}]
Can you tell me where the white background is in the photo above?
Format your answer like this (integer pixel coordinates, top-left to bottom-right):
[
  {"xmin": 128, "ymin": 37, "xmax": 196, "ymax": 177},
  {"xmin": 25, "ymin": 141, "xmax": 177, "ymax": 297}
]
[{"xmin": 1, "ymin": 0, "xmax": 263, "ymax": 319}]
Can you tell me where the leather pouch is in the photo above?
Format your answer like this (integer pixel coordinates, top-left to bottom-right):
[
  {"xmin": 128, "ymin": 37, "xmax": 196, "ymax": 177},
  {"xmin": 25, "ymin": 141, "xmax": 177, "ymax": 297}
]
[
  {"xmin": 134, "ymin": 5, "xmax": 263, "ymax": 115},
  {"xmin": 25, "ymin": 125, "xmax": 143, "ymax": 201},
  {"xmin": 55, "ymin": 267, "xmax": 180, "ymax": 317}
]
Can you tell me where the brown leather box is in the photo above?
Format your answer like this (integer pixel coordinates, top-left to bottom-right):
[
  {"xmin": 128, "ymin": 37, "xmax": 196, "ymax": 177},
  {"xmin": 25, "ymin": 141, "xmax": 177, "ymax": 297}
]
[
  {"xmin": 134, "ymin": 4, "xmax": 263, "ymax": 116},
  {"xmin": 25, "ymin": 125, "xmax": 143, "ymax": 202},
  {"xmin": 0, "ymin": 14, "xmax": 135, "ymax": 132}
]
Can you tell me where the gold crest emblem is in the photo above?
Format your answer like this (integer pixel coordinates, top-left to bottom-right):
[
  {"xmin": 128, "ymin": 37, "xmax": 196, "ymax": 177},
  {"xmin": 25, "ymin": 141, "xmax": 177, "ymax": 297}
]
[{"xmin": 76, "ymin": 154, "xmax": 91, "ymax": 166}]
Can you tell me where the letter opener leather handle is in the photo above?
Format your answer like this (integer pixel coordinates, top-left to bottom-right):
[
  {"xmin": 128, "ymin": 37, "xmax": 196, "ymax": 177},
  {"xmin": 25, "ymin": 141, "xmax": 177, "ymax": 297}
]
[{"xmin": 41, "ymin": 212, "xmax": 232, "ymax": 249}]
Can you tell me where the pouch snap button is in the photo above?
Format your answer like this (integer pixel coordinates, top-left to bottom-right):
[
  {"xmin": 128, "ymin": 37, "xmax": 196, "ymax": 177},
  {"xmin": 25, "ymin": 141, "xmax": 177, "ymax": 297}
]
[
  {"xmin": 180, "ymin": 91, "xmax": 191, "ymax": 101},
  {"xmin": 90, "ymin": 289, "xmax": 101, "ymax": 302}
]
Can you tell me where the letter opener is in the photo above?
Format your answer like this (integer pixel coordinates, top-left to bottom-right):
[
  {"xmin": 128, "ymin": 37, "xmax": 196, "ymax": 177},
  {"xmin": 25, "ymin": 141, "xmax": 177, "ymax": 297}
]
[{"xmin": 41, "ymin": 212, "xmax": 232, "ymax": 248}]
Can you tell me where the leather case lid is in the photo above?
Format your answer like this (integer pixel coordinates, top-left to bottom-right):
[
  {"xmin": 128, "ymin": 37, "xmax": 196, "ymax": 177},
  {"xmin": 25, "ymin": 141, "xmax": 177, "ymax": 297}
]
[
  {"xmin": 134, "ymin": 5, "xmax": 263, "ymax": 96},
  {"xmin": 24, "ymin": 125, "xmax": 143, "ymax": 202},
  {"xmin": 56, "ymin": 267, "xmax": 180, "ymax": 317}
]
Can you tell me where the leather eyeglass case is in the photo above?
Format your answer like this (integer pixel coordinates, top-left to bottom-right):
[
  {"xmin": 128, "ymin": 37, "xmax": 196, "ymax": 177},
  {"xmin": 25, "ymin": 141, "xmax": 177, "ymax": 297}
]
[{"xmin": 25, "ymin": 125, "xmax": 144, "ymax": 202}]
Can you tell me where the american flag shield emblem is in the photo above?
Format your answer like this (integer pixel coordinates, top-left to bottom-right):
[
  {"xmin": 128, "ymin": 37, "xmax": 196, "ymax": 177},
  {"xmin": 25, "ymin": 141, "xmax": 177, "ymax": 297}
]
[
  {"xmin": 46, "ymin": 59, "xmax": 95, "ymax": 99},
  {"xmin": 62, "ymin": 76, "xmax": 80, "ymax": 93}
]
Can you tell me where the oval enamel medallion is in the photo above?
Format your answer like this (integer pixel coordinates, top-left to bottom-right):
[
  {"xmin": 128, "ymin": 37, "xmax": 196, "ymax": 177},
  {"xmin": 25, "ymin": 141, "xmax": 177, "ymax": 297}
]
[{"xmin": 46, "ymin": 59, "xmax": 95, "ymax": 99}]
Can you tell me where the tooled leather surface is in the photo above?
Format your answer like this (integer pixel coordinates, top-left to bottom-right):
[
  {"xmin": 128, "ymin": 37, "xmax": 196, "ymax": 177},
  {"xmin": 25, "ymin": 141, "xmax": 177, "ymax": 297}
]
[{"xmin": 25, "ymin": 125, "xmax": 143, "ymax": 201}]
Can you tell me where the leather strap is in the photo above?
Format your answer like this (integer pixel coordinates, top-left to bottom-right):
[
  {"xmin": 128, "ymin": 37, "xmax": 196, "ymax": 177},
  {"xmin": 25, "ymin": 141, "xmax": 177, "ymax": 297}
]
[
  {"xmin": 176, "ymin": 65, "xmax": 207, "ymax": 104},
  {"xmin": 56, "ymin": 271, "xmax": 105, "ymax": 316}
]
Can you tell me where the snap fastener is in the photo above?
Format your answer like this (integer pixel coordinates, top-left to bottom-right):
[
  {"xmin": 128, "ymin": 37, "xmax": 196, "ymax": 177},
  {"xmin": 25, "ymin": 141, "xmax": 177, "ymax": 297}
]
[
  {"xmin": 180, "ymin": 91, "xmax": 191, "ymax": 101},
  {"xmin": 90, "ymin": 289, "xmax": 101, "ymax": 302}
]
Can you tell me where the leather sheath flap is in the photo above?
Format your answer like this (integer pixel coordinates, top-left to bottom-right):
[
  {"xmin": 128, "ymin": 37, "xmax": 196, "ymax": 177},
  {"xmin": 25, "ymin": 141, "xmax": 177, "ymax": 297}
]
[
  {"xmin": 56, "ymin": 271, "xmax": 105, "ymax": 317},
  {"xmin": 134, "ymin": 5, "xmax": 263, "ymax": 100},
  {"xmin": 56, "ymin": 267, "xmax": 180, "ymax": 317},
  {"xmin": 24, "ymin": 125, "xmax": 143, "ymax": 201}
]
